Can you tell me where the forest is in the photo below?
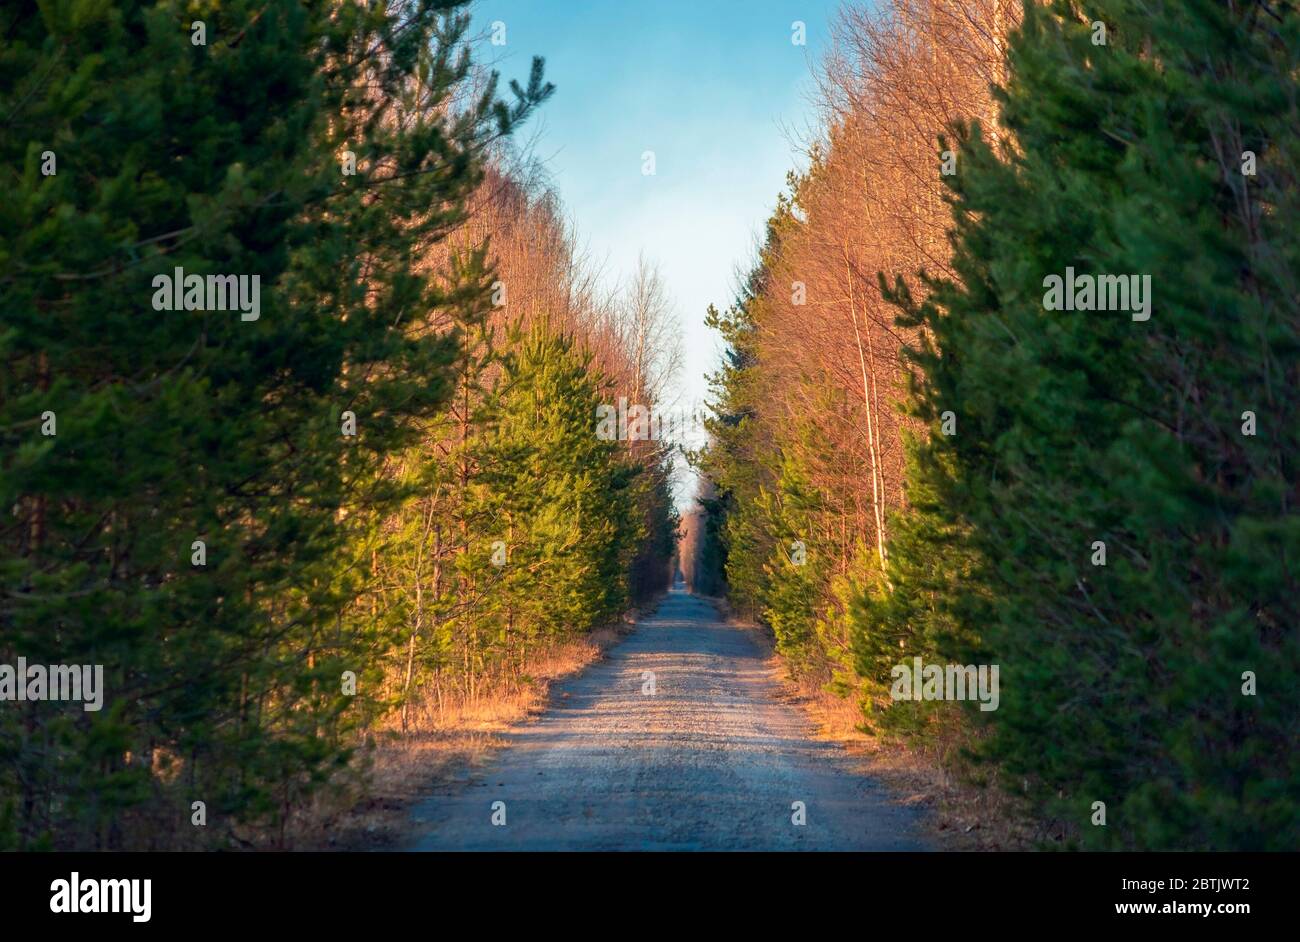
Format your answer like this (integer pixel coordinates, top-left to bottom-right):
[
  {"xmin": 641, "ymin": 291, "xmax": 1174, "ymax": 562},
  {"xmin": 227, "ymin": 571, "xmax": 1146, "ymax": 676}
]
[
  {"xmin": 687, "ymin": 0, "xmax": 1300, "ymax": 850},
  {"xmin": 0, "ymin": 0, "xmax": 677, "ymax": 849},
  {"xmin": 3, "ymin": 0, "xmax": 1297, "ymax": 855}
]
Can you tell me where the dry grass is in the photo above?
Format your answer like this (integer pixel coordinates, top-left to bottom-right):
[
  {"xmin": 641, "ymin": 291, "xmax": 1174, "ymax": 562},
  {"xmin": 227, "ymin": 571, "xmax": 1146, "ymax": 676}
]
[
  {"xmin": 776, "ymin": 671, "xmax": 1041, "ymax": 850},
  {"xmin": 290, "ymin": 614, "xmax": 646, "ymax": 850},
  {"xmin": 705, "ymin": 594, "xmax": 1041, "ymax": 851}
]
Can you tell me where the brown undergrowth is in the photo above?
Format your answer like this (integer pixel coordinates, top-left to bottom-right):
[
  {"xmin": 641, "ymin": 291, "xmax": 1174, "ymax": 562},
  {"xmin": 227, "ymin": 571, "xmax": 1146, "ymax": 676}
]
[
  {"xmin": 703, "ymin": 593, "xmax": 1042, "ymax": 851},
  {"xmin": 287, "ymin": 599, "xmax": 661, "ymax": 850}
]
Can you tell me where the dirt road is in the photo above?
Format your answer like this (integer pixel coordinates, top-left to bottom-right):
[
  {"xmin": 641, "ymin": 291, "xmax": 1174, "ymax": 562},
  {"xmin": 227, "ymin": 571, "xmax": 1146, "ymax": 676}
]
[{"xmin": 405, "ymin": 589, "xmax": 928, "ymax": 850}]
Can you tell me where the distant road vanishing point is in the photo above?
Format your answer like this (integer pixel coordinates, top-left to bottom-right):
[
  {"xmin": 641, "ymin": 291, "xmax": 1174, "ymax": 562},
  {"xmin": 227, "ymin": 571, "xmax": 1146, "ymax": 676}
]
[{"xmin": 405, "ymin": 589, "xmax": 928, "ymax": 851}]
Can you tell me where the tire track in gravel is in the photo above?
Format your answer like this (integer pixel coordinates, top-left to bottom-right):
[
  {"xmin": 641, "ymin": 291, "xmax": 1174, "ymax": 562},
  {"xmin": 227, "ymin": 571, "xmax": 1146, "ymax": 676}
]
[{"xmin": 405, "ymin": 588, "xmax": 929, "ymax": 850}]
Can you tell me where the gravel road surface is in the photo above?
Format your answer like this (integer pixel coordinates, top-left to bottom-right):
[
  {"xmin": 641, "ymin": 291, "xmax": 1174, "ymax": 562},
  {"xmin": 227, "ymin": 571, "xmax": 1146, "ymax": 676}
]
[{"xmin": 405, "ymin": 589, "xmax": 928, "ymax": 850}]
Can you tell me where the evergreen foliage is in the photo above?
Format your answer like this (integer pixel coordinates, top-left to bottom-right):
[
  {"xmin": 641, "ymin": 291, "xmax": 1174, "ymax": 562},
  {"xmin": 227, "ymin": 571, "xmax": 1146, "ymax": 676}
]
[
  {"xmin": 0, "ymin": 0, "xmax": 676, "ymax": 850},
  {"xmin": 697, "ymin": 0, "xmax": 1300, "ymax": 849}
]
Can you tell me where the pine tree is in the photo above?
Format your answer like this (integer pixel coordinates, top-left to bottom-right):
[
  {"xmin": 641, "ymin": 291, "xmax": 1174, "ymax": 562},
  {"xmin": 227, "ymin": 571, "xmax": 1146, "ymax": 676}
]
[
  {"xmin": 481, "ymin": 321, "xmax": 641, "ymax": 645},
  {"xmin": 756, "ymin": 457, "xmax": 826, "ymax": 672},
  {"xmin": 870, "ymin": 0, "xmax": 1300, "ymax": 849},
  {"xmin": 0, "ymin": 0, "xmax": 551, "ymax": 848}
]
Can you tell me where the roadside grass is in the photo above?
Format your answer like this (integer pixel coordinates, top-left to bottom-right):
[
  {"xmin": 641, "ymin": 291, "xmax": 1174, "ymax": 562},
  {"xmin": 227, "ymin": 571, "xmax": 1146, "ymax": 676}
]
[
  {"xmin": 288, "ymin": 604, "xmax": 657, "ymax": 850},
  {"xmin": 701, "ymin": 593, "xmax": 1042, "ymax": 851}
]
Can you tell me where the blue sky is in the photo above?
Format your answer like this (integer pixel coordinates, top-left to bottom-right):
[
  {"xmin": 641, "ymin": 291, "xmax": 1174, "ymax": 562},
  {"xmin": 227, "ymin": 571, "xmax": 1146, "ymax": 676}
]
[{"xmin": 472, "ymin": 1, "xmax": 843, "ymax": 443}]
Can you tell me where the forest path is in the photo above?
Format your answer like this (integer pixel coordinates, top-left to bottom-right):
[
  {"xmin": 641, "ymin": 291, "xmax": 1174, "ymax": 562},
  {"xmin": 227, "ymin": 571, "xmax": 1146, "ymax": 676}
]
[{"xmin": 405, "ymin": 588, "xmax": 928, "ymax": 850}]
